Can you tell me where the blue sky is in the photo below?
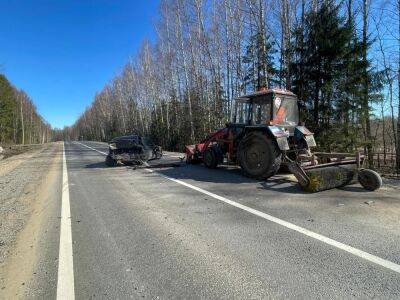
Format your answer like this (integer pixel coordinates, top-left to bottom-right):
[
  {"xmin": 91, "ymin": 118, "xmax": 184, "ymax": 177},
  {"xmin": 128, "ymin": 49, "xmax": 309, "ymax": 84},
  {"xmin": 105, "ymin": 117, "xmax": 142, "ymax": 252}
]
[{"xmin": 0, "ymin": 0, "xmax": 159, "ymax": 128}]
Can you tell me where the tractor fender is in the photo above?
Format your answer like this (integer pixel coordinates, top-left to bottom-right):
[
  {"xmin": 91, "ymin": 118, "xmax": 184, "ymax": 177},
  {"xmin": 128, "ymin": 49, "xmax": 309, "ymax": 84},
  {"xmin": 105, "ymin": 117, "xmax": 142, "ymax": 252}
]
[
  {"xmin": 243, "ymin": 125, "xmax": 289, "ymax": 151},
  {"xmin": 265, "ymin": 125, "xmax": 290, "ymax": 151},
  {"xmin": 295, "ymin": 126, "xmax": 316, "ymax": 148}
]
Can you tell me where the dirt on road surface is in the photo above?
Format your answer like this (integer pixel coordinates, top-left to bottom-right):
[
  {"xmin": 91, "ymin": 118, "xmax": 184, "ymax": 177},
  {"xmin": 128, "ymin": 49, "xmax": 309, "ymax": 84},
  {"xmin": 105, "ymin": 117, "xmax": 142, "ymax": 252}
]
[{"xmin": 0, "ymin": 142, "xmax": 62, "ymax": 299}]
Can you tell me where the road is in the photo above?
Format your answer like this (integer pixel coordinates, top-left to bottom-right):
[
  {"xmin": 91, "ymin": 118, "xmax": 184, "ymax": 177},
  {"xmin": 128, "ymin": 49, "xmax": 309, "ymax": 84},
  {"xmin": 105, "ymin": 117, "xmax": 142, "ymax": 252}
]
[{"xmin": 2, "ymin": 141, "xmax": 400, "ymax": 299}]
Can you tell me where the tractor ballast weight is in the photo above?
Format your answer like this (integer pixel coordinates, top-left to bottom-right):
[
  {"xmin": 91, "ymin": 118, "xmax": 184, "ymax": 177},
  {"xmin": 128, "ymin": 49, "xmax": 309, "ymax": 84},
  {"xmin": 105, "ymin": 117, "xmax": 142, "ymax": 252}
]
[{"xmin": 185, "ymin": 89, "xmax": 382, "ymax": 192}]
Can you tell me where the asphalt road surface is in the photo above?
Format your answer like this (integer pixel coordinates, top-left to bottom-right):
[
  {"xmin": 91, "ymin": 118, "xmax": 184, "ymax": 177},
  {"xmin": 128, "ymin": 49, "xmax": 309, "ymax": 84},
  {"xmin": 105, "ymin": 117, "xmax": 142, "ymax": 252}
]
[
  {"xmin": 4, "ymin": 141, "xmax": 400, "ymax": 299},
  {"xmin": 62, "ymin": 141, "xmax": 400, "ymax": 299}
]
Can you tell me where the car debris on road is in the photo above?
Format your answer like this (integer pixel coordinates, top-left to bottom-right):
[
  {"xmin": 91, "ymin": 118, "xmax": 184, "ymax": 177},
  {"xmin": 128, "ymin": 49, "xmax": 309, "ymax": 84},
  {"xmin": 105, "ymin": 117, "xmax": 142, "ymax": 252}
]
[{"xmin": 105, "ymin": 135, "xmax": 162, "ymax": 167}]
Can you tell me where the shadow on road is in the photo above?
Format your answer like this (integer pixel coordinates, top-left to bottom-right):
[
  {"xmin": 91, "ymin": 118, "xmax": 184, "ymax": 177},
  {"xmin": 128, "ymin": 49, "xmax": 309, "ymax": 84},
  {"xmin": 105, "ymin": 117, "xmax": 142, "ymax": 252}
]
[
  {"xmin": 338, "ymin": 185, "xmax": 370, "ymax": 193},
  {"xmin": 153, "ymin": 163, "xmax": 307, "ymax": 195},
  {"xmin": 80, "ymin": 149, "xmax": 307, "ymax": 195},
  {"xmin": 85, "ymin": 161, "xmax": 108, "ymax": 169}
]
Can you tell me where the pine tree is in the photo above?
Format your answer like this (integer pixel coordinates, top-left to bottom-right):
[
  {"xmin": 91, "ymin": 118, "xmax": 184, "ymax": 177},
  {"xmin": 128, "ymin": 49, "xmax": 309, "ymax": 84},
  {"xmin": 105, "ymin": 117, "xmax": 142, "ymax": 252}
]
[
  {"xmin": 0, "ymin": 74, "xmax": 17, "ymax": 143},
  {"xmin": 290, "ymin": 1, "xmax": 379, "ymax": 151},
  {"xmin": 242, "ymin": 32, "xmax": 277, "ymax": 92}
]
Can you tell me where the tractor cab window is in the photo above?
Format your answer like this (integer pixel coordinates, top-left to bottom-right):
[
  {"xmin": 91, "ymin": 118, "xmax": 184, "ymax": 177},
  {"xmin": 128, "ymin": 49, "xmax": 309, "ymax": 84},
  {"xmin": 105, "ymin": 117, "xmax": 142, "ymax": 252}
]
[
  {"xmin": 252, "ymin": 102, "xmax": 271, "ymax": 124},
  {"xmin": 234, "ymin": 100, "xmax": 251, "ymax": 124},
  {"xmin": 272, "ymin": 95, "xmax": 299, "ymax": 126}
]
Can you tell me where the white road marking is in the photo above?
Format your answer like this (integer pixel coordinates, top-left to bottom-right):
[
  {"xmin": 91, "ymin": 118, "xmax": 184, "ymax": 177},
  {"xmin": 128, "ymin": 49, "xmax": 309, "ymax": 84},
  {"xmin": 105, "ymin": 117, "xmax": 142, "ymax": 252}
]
[
  {"xmin": 57, "ymin": 142, "xmax": 75, "ymax": 299},
  {"xmin": 75, "ymin": 141, "xmax": 400, "ymax": 274},
  {"xmin": 163, "ymin": 151, "xmax": 185, "ymax": 159},
  {"xmin": 74, "ymin": 141, "xmax": 108, "ymax": 155}
]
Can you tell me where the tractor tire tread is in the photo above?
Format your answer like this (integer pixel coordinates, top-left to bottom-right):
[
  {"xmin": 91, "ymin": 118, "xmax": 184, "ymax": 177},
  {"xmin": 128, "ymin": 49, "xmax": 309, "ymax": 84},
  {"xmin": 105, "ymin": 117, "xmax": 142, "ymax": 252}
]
[
  {"xmin": 238, "ymin": 132, "xmax": 281, "ymax": 180},
  {"xmin": 204, "ymin": 148, "xmax": 218, "ymax": 169}
]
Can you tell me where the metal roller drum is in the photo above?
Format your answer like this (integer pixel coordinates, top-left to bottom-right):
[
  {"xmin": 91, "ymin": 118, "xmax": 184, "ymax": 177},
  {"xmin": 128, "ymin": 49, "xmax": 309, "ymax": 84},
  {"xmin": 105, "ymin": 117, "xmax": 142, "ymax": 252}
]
[{"xmin": 300, "ymin": 164, "xmax": 358, "ymax": 192}]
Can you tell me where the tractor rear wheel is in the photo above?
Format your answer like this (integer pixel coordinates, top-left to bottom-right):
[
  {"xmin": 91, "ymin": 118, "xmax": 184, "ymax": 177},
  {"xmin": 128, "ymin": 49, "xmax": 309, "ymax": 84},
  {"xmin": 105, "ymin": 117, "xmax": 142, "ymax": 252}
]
[
  {"xmin": 238, "ymin": 132, "xmax": 282, "ymax": 179},
  {"xmin": 203, "ymin": 148, "xmax": 218, "ymax": 168}
]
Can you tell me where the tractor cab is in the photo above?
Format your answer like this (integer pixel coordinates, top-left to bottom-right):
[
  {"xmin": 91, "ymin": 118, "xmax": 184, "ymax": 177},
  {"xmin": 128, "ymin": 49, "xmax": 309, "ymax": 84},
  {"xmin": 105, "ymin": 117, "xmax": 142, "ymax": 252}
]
[{"xmin": 233, "ymin": 89, "xmax": 299, "ymax": 134}]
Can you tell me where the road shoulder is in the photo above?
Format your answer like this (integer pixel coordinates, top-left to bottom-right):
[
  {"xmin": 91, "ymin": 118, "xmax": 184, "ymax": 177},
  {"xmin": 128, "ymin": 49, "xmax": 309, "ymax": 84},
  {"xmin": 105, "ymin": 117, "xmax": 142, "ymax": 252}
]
[{"xmin": 0, "ymin": 142, "xmax": 62, "ymax": 298}]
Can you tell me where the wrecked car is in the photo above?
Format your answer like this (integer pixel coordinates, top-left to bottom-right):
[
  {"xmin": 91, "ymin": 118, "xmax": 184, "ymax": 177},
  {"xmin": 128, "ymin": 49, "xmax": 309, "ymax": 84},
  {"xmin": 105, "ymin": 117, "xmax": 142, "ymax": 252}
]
[{"xmin": 105, "ymin": 135, "xmax": 162, "ymax": 166}]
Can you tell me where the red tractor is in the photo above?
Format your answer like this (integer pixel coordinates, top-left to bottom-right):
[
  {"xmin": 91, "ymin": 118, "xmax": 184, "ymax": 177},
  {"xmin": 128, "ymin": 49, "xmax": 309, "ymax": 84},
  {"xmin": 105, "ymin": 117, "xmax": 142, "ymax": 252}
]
[{"xmin": 185, "ymin": 89, "xmax": 382, "ymax": 192}]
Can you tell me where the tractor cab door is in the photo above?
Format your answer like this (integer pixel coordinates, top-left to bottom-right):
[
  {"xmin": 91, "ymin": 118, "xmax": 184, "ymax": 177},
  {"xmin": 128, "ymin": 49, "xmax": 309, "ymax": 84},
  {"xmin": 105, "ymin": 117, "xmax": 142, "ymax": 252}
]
[{"xmin": 271, "ymin": 94, "xmax": 299, "ymax": 128}]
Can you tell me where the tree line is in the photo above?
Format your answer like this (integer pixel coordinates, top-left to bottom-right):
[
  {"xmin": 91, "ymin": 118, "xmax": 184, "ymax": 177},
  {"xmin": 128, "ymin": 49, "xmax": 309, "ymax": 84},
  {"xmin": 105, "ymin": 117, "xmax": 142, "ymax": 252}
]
[
  {"xmin": 0, "ymin": 73, "xmax": 52, "ymax": 145},
  {"xmin": 62, "ymin": 0, "xmax": 400, "ymax": 173}
]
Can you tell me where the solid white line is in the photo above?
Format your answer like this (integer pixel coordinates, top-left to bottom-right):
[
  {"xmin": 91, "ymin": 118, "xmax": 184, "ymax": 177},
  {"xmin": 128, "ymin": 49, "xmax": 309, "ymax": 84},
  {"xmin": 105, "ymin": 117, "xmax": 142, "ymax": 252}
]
[
  {"xmin": 74, "ymin": 141, "xmax": 108, "ymax": 155},
  {"xmin": 146, "ymin": 169, "xmax": 400, "ymax": 274},
  {"xmin": 57, "ymin": 142, "xmax": 75, "ymax": 299},
  {"xmin": 76, "ymin": 141, "xmax": 400, "ymax": 274}
]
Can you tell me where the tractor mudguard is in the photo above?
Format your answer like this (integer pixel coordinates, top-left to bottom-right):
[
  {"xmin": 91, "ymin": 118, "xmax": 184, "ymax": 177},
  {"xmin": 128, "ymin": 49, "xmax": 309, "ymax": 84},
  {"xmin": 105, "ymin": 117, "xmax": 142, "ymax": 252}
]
[
  {"xmin": 243, "ymin": 125, "xmax": 289, "ymax": 151},
  {"xmin": 295, "ymin": 126, "xmax": 316, "ymax": 148},
  {"xmin": 266, "ymin": 125, "xmax": 290, "ymax": 151}
]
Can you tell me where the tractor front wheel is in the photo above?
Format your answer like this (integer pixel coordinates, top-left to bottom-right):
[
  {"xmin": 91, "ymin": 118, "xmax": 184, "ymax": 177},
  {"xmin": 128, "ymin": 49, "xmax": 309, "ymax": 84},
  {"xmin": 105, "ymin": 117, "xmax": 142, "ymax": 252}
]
[
  {"xmin": 238, "ymin": 132, "xmax": 282, "ymax": 180},
  {"xmin": 203, "ymin": 148, "xmax": 218, "ymax": 169}
]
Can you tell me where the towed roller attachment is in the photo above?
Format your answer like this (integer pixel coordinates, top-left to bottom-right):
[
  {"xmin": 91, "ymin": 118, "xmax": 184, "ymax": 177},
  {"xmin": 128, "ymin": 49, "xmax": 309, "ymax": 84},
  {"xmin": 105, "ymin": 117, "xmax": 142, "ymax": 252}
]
[
  {"xmin": 302, "ymin": 164, "xmax": 357, "ymax": 192},
  {"xmin": 288, "ymin": 161, "xmax": 382, "ymax": 192}
]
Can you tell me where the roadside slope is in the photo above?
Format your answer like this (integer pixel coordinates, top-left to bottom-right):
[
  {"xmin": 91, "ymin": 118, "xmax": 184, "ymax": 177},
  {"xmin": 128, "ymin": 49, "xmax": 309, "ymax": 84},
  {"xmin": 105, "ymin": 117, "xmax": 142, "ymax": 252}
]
[{"xmin": 0, "ymin": 142, "xmax": 62, "ymax": 299}]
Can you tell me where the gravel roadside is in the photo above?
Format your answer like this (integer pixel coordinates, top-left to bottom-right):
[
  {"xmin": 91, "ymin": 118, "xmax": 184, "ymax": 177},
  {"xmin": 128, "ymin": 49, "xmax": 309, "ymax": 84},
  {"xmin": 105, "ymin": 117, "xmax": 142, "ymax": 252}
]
[
  {"xmin": 0, "ymin": 143, "xmax": 60, "ymax": 295},
  {"xmin": 0, "ymin": 144, "xmax": 44, "ymax": 161}
]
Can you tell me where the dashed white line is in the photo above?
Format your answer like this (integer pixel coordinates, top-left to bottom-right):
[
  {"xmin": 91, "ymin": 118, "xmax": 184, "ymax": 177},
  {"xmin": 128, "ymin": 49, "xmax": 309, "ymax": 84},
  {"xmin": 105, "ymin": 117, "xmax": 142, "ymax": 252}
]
[
  {"xmin": 74, "ymin": 141, "xmax": 108, "ymax": 155},
  {"xmin": 75, "ymin": 141, "xmax": 400, "ymax": 274},
  {"xmin": 163, "ymin": 152, "xmax": 184, "ymax": 159},
  {"xmin": 57, "ymin": 142, "xmax": 75, "ymax": 299}
]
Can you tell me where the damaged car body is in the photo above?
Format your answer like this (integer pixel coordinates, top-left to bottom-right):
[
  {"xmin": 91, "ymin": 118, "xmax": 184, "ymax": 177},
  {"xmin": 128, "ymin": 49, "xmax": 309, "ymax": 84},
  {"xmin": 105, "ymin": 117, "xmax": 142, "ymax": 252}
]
[{"xmin": 105, "ymin": 135, "xmax": 162, "ymax": 166}]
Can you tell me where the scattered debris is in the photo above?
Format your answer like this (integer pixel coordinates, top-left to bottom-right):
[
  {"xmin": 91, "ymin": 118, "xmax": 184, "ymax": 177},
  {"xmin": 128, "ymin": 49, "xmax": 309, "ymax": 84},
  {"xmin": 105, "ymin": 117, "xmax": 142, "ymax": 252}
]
[
  {"xmin": 364, "ymin": 200, "xmax": 374, "ymax": 205},
  {"xmin": 131, "ymin": 162, "xmax": 181, "ymax": 170}
]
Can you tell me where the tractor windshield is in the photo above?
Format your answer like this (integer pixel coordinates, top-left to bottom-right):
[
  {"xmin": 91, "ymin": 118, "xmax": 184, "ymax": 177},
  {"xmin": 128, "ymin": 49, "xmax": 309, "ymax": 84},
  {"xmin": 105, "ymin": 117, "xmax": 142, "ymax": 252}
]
[{"xmin": 272, "ymin": 95, "xmax": 299, "ymax": 126}]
